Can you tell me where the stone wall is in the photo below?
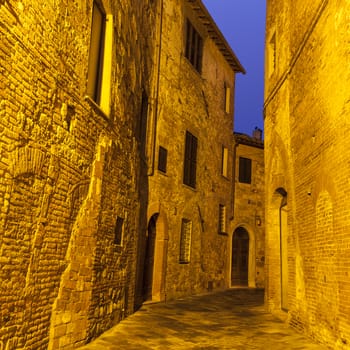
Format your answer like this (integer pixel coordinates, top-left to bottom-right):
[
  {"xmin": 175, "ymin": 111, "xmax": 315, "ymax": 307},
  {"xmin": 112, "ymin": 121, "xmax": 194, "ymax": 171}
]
[
  {"xmin": 144, "ymin": 0, "xmax": 244, "ymax": 301},
  {"xmin": 0, "ymin": 0, "xmax": 245, "ymax": 347},
  {"xmin": 232, "ymin": 133, "xmax": 265, "ymax": 289},
  {"xmin": 0, "ymin": 0, "xmax": 154, "ymax": 348},
  {"xmin": 264, "ymin": 0, "xmax": 350, "ymax": 348}
]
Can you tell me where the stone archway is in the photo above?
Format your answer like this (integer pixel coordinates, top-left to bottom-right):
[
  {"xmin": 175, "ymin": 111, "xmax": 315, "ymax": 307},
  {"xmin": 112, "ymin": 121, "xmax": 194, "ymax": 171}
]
[{"xmin": 231, "ymin": 225, "xmax": 256, "ymax": 288}]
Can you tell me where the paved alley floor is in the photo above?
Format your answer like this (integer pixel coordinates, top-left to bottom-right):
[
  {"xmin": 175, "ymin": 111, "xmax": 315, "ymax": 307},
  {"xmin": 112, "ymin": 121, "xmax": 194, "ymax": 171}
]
[{"xmin": 80, "ymin": 288, "xmax": 328, "ymax": 350}]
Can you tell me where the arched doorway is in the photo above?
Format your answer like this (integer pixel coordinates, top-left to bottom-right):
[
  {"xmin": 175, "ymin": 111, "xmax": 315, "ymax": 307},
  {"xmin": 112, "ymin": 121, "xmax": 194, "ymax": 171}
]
[
  {"xmin": 231, "ymin": 227, "xmax": 249, "ymax": 286},
  {"xmin": 142, "ymin": 214, "xmax": 158, "ymax": 301}
]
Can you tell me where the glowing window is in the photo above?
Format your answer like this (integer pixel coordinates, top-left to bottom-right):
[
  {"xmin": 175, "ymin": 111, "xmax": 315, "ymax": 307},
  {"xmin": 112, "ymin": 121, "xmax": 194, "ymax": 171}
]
[{"xmin": 87, "ymin": 1, "xmax": 113, "ymax": 114}]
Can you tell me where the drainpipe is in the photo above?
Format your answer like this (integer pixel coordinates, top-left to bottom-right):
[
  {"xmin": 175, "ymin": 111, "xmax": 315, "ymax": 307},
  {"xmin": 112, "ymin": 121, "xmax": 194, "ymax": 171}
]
[
  {"xmin": 149, "ymin": 0, "xmax": 163, "ymax": 176},
  {"xmin": 231, "ymin": 137, "xmax": 239, "ymax": 220}
]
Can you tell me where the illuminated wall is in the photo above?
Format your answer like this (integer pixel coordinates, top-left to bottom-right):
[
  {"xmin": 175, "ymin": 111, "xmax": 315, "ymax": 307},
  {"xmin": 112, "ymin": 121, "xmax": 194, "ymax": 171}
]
[
  {"xmin": 0, "ymin": 0, "xmax": 155, "ymax": 347},
  {"xmin": 139, "ymin": 0, "xmax": 244, "ymax": 301},
  {"xmin": 0, "ymin": 0, "xmax": 244, "ymax": 347},
  {"xmin": 264, "ymin": 1, "xmax": 350, "ymax": 348},
  {"xmin": 231, "ymin": 133, "xmax": 265, "ymax": 289}
]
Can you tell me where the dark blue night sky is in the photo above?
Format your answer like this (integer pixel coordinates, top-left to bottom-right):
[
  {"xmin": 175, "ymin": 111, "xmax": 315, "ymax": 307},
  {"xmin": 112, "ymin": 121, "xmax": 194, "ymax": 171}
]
[{"xmin": 202, "ymin": 1, "xmax": 266, "ymax": 137}]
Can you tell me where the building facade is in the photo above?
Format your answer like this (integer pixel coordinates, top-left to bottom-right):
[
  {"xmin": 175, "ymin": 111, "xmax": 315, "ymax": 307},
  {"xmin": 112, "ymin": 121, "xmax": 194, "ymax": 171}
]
[
  {"xmin": 231, "ymin": 131, "xmax": 265, "ymax": 290},
  {"xmin": 136, "ymin": 0, "xmax": 245, "ymax": 304},
  {"xmin": 264, "ymin": 1, "xmax": 350, "ymax": 348},
  {"xmin": 0, "ymin": 0, "xmax": 156, "ymax": 348},
  {"xmin": 0, "ymin": 0, "xmax": 244, "ymax": 348}
]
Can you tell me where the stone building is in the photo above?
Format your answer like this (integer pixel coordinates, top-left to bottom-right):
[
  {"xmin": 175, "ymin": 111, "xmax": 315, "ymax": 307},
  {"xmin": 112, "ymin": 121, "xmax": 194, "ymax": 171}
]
[
  {"xmin": 0, "ymin": 0, "xmax": 244, "ymax": 348},
  {"xmin": 136, "ymin": 0, "xmax": 245, "ymax": 304},
  {"xmin": 264, "ymin": 1, "xmax": 350, "ymax": 348},
  {"xmin": 231, "ymin": 130, "xmax": 265, "ymax": 289},
  {"xmin": 0, "ymin": 0, "xmax": 156, "ymax": 348}
]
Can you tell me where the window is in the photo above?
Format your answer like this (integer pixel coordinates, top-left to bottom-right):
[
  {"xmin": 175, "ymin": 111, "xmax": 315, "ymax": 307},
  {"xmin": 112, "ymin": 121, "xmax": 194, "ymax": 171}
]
[
  {"xmin": 158, "ymin": 146, "xmax": 167, "ymax": 173},
  {"xmin": 139, "ymin": 92, "xmax": 148, "ymax": 157},
  {"xmin": 179, "ymin": 219, "xmax": 192, "ymax": 263},
  {"xmin": 267, "ymin": 32, "xmax": 276, "ymax": 77},
  {"xmin": 221, "ymin": 146, "xmax": 228, "ymax": 177},
  {"xmin": 87, "ymin": 1, "xmax": 113, "ymax": 113},
  {"xmin": 183, "ymin": 131, "xmax": 198, "ymax": 188},
  {"xmin": 239, "ymin": 157, "xmax": 252, "ymax": 184},
  {"xmin": 224, "ymin": 84, "xmax": 231, "ymax": 114},
  {"xmin": 219, "ymin": 204, "xmax": 227, "ymax": 234},
  {"xmin": 114, "ymin": 216, "xmax": 124, "ymax": 245},
  {"xmin": 185, "ymin": 19, "xmax": 203, "ymax": 73}
]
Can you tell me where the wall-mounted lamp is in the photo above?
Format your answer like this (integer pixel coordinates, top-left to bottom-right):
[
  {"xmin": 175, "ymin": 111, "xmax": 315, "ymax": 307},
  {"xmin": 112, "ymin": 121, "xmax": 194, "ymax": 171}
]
[{"xmin": 255, "ymin": 216, "xmax": 262, "ymax": 226}]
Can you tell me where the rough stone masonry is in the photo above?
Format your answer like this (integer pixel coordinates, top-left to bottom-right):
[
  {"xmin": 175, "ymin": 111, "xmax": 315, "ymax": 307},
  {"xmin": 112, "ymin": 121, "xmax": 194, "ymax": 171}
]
[{"xmin": 0, "ymin": 0, "xmax": 155, "ymax": 348}]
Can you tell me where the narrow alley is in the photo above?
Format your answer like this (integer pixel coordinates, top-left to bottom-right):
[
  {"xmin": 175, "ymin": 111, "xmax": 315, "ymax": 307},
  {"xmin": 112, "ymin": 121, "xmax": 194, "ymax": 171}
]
[{"xmin": 80, "ymin": 289, "xmax": 328, "ymax": 350}]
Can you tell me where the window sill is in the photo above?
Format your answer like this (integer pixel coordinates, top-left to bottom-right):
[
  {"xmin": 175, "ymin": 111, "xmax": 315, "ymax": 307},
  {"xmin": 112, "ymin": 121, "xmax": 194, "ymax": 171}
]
[
  {"xmin": 183, "ymin": 56, "xmax": 204, "ymax": 80},
  {"xmin": 157, "ymin": 169, "xmax": 168, "ymax": 176},
  {"xmin": 113, "ymin": 244, "xmax": 123, "ymax": 253},
  {"xmin": 237, "ymin": 180, "xmax": 252, "ymax": 185},
  {"xmin": 221, "ymin": 174, "xmax": 230, "ymax": 181},
  {"xmin": 182, "ymin": 183, "xmax": 197, "ymax": 192},
  {"xmin": 84, "ymin": 95, "xmax": 110, "ymax": 121},
  {"xmin": 218, "ymin": 231, "xmax": 228, "ymax": 236}
]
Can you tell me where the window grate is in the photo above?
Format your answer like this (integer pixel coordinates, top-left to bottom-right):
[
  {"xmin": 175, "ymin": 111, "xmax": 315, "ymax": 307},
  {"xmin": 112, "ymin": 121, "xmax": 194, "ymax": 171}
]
[{"xmin": 179, "ymin": 219, "xmax": 192, "ymax": 263}]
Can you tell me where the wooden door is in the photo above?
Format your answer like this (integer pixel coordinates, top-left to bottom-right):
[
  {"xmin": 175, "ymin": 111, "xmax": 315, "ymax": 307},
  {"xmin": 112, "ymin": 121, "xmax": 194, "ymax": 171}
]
[
  {"xmin": 231, "ymin": 228, "xmax": 249, "ymax": 286},
  {"xmin": 142, "ymin": 216, "xmax": 157, "ymax": 301}
]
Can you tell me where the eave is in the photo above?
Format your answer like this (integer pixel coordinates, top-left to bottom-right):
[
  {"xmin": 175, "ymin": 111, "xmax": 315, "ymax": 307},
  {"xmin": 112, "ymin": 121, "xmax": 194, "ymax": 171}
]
[{"xmin": 186, "ymin": 0, "xmax": 246, "ymax": 74}]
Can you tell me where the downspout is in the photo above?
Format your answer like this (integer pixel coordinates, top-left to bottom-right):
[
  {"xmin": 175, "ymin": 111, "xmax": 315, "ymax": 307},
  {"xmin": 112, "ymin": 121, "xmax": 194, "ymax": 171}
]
[
  {"xmin": 149, "ymin": 0, "xmax": 164, "ymax": 176},
  {"xmin": 231, "ymin": 136, "xmax": 238, "ymax": 221},
  {"xmin": 279, "ymin": 194, "xmax": 288, "ymax": 311}
]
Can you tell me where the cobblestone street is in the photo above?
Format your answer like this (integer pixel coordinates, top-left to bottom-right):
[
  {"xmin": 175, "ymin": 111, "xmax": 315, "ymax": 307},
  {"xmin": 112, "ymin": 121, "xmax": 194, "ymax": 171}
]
[{"xmin": 80, "ymin": 288, "xmax": 328, "ymax": 350}]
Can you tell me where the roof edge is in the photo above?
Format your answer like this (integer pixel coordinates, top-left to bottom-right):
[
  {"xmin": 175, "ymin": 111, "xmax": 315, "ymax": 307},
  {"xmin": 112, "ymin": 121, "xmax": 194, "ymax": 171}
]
[
  {"xmin": 234, "ymin": 132, "xmax": 264, "ymax": 149},
  {"xmin": 187, "ymin": 0, "xmax": 246, "ymax": 74}
]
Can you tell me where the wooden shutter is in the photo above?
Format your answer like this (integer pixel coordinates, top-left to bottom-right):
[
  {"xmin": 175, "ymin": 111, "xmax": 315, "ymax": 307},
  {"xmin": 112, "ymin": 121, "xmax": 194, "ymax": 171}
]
[
  {"xmin": 239, "ymin": 157, "xmax": 252, "ymax": 184},
  {"xmin": 184, "ymin": 131, "xmax": 197, "ymax": 188}
]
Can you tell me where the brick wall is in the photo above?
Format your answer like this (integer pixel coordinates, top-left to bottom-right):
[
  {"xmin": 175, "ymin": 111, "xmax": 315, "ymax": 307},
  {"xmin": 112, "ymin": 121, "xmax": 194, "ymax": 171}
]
[
  {"xmin": 0, "ymin": 0, "xmax": 154, "ymax": 348},
  {"xmin": 265, "ymin": 1, "xmax": 350, "ymax": 348}
]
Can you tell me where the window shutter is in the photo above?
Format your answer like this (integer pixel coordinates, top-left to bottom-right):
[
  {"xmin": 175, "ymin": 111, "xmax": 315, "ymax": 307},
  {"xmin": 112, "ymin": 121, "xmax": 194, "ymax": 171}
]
[
  {"xmin": 190, "ymin": 135, "xmax": 197, "ymax": 187},
  {"xmin": 184, "ymin": 131, "xmax": 198, "ymax": 188},
  {"xmin": 158, "ymin": 146, "xmax": 167, "ymax": 173},
  {"xmin": 139, "ymin": 92, "xmax": 148, "ymax": 157},
  {"xmin": 185, "ymin": 19, "xmax": 203, "ymax": 73},
  {"xmin": 239, "ymin": 157, "xmax": 252, "ymax": 184}
]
